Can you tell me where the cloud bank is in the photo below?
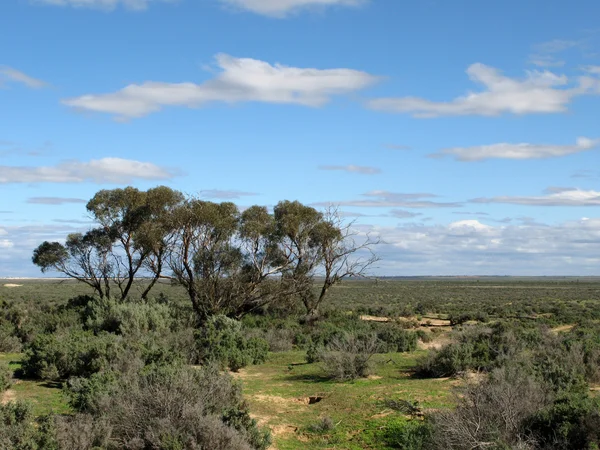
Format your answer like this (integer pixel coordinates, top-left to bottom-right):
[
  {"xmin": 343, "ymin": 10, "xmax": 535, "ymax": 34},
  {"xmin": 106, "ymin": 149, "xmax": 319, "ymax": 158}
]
[
  {"xmin": 0, "ymin": 158, "xmax": 179, "ymax": 184},
  {"xmin": 369, "ymin": 63, "xmax": 600, "ymax": 117}
]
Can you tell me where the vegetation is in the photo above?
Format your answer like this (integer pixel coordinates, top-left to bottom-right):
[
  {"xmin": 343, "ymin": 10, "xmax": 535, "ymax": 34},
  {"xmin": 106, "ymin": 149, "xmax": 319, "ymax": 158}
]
[{"xmin": 0, "ymin": 187, "xmax": 598, "ymax": 448}]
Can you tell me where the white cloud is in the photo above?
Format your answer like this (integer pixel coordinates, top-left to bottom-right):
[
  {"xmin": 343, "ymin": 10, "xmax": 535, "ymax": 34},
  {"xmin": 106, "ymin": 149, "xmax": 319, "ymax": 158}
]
[
  {"xmin": 0, "ymin": 240, "xmax": 14, "ymax": 249},
  {"xmin": 220, "ymin": 0, "xmax": 365, "ymax": 17},
  {"xmin": 0, "ymin": 66, "xmax": 47, "ymax": 89},
  {"xmin": 433, "ymin": 137, "xmax": 599, "ymax": 161},
  {"xmin": 27, "ymin": 197, "xmax": 87, "ymax": 205},
  {"xmin": 199, "ymin": 190, "xmax": 258, "ymax": 199},
  {"xmin": 313, "ymin": 191, "xmax": 462, "ymax": 208},
  {"xmin": 368, "ymin": 63, "xmax": 599, "ymax": 117},
  {"xmin": 363, "ymin": 217, "xmax": 600, "ymax": 275},
  {"xmin": 318, "ymin": 165, "xmax": 381, "ymax": 174},
  {"xmin": 63, "ymin": 54, "xmax": 379, "ymax": 120},
  {"xmin": 32, "ymin": 0, "xmax": 172, "ymax": 11},
  {"xmin": 471, "ymin": 188, "xmax": 600, "ymax": 207},
  {"xmin": 0, "ymin": 157, "xmax": 179, "ymax": 184}
]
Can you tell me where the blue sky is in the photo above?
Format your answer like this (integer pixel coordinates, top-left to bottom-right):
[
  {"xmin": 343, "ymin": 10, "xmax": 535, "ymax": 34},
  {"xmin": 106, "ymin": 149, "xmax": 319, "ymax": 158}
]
[{"xmin": 1, "ymin": 0, "xmax": 599, "ymax": 277}]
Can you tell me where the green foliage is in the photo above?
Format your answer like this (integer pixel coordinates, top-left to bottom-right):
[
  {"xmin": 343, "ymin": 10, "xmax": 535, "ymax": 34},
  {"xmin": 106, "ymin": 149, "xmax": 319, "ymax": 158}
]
[
  {"xmin": 524, "ymin": 394, "xmax": 600, "ymax": 449},
  {"xmin": 195, "ymin": 315, "xmax": 269, "ymax": 371},
  {"xmin": 380, "ymin": 418, "xmax": 434, "ymax": 450},
  {"xmin": 82, "ymin": 296, "xmax": 173, "ymax": 336},
  {"xmin": 0, "ymin": 361, "xmax": 13, "ymax": 392},
  {"xmin": 0, "ymin": 401, "xmax": 58, "ymax": 449},
  {"xmin": 22, "ymin": 330, "xmax": 120, "ymax": 380},
  {"xmin": 319, "ymin": 332, "xmax": 380, "ymax": 381}
]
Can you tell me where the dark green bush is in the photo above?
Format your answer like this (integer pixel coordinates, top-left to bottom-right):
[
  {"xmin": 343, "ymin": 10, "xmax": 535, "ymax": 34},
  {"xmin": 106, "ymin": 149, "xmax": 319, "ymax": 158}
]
[
  {"xmin": 376, "ymin": 326, "xmax": 418, "ymax": 352},
  {"xmin": 195, "ymin": 315, "xmax": 268, "ymax": 371},
  {"xmin": 0, "ymin": 362, "xmax": 13, "ymax": 393},
  {"xmin": 22, "ymin": 330, "xmax": 120, "ymax": 380},
  {"xmin": 0, "ymin": 401, "xmax": 58, "ymax": 449},
  {"xmin": 380, "ymin": 418, "xmax": 433, "ymax": 450}
]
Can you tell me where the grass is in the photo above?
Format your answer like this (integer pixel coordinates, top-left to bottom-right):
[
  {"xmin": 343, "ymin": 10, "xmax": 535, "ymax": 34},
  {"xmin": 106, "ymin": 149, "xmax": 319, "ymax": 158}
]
[
  {"xmin": 234, "ymin": 350, "xmax": 453, "ymax": 449},
  {"xmin": 0, "ymin": 353, "xmax": 70, "ymax": 416}
]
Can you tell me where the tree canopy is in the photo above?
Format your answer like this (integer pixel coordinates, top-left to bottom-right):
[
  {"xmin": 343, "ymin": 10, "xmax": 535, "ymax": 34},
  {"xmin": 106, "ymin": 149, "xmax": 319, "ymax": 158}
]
[{"xmin": 32, "ymin": 186, "xmax": 378, "ymax": 321}]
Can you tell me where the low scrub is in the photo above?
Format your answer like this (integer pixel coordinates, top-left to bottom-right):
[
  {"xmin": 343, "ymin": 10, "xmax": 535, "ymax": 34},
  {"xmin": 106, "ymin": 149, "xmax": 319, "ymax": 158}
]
[{"xmin": 319, "ymin": 332, "xmax": 380, "ymax": 381}]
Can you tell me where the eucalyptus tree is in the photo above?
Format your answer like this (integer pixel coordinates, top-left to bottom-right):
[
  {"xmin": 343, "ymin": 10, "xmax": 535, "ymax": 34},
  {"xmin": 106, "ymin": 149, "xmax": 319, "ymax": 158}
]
[
  {"xmin": 167, "ymin": 199, "xmax": 242, "ymax": 321},
  {"xmin": 33, "ymin": 186, "xmax": 183, "ymax": 301},
  {"xmin": 32, "ymin": 229, "xmax": 114, "ymax": 298},
  {"xmin": 85, "ymin": 187, "xmax": 151, "ymax": 300}
]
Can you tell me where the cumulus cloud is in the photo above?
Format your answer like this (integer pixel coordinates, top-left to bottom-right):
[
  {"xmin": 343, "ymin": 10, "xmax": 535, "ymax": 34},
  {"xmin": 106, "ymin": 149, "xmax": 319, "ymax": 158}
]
[
  {"xmin": 432, "ymin": 137, "xmax": 598, "ymax": 161},
  {"xmin": 62, "ymin": 54, "xmax": 379, "ymax": 120},
  {"xmin": 32, "ymin": 0, "xmax": 172, "ymax": 11},
  {"xmin": 368, "ymin": 63, "xmax": 599, "ymax": 117},
  {"xmin": 313, "ymin": 191, "xmax": 462, "ymax": 208},
  {"xmin": 199, "ymin": 190, "xmax": 258, "ymax": 199},
  {"xmin": 0, "ymin": 66, "xmax": 47, "ymax": 89},
  {"xmin": 318, "ymin": 165, "xmax": 381, "ymax": 174},
  {"xmin": 0, "ymin": 158, "xmax": 179, "ymax": 184},
  {"xmin": 471, "ymin": 187, "xmax": 600, "ymax": 206},
  {"xmin": 363, "ymin": 217, "xmax": 600, "ymax": 276},
  {"xmin": 27, "ymin": 197, "xmax": 87, "ymax": 205},
  {"xmin": 220, "ymin": 0, "xmax": 365, "ymax": 17}
]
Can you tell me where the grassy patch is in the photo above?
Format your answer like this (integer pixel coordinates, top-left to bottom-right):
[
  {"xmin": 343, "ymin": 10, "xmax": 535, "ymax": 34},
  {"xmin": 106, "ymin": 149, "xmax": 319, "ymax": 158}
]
[
  {"xmin": 234, "ymin": 350, "xmax": 452, "ymax": 449},
  {"xmin": 0, "ymin": 353, "xmax": 70, "ymax": 416}
]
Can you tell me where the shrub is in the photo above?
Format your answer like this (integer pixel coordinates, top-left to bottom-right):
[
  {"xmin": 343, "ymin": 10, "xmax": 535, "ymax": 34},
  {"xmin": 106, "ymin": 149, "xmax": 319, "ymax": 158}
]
[
  {"xmin": 83, "ymin": 296, "xmax": 173, "ymax": 336},
  {"xmin": 0, "ymin": 401, "xmax": 58, "ymax": 449},
  {"xmin": 376, "ymin": 326, "xmax": 418, "ymax": 352},
  {"xmin": 430, "ymin": 365, "xmax": 548, "ymax": 449},
  {"xmin": 0, "ymin": 321, "xmax": 21, "ymax": 353},
  {"xmin": 22, "ymin": 330, "xmax": 120, "ymax": 380},
  {"xmin": 195, "ymin": 315, "xmax": 268, "ymax": 371},
  {"xmin": 523, "ymin": 393, "xmax": 600, "ymax": 449},
  {"xmin": 306, "ymin": 416, "xmax": 335, "ymax": 433},
  {"xmin": 0, "ymin": 362, "xmax": 13, "ymax": 393},
  {"xmin": 69, "ymin": 364, "xmax": 271, "ymax": 450},
  {"xmin": 380, "ymin": 418, "xmax": 434, "ymax": 450},
  {"xmin": 320, "ymin": 332, "xmax": 380, "ymax": 381}
]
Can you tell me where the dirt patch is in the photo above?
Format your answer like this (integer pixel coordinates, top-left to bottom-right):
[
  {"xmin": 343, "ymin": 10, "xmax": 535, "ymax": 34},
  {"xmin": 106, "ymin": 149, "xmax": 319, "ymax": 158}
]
[
  {"xmin": 295, "ymin": 395, "xmax": 323, "ymax": 405},
  {"xmin": 229, "ymin": 368, "xmax": 265, "ymax": 380},
  {"xmin": 3, "ymin": 284, "xmax": 22, "ymax": 288},
  {"xmin": 1, "ymin": 389, "xmax": 16, "ymax": 405},
  {"xmin": 271, "ymin": 424, "xmax": 299, "ymax": 436},
  {"xmin": 360, "ymin": 315, "xmax": 391, "ymax": 323},
  {"xmin": 371, "ymin": 410, "xmax": 393, "ymax": 419},
  {"xmin": 551, "ymin": 324, "xmax": 575, "ymax": 334},
  {"xmin": 419, "ymin": 318, "xmax": 451, "ymax": 327},
  {"xmin": 367, "ymin": 375, "xmax": 383, "ymax": 380}
]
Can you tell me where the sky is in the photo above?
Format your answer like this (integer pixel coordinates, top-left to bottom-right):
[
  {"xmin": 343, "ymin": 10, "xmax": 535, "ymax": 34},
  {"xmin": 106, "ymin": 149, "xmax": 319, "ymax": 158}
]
[{"xmin": 1, "ymin": 0, "xmax": 599, "ymax": 277}]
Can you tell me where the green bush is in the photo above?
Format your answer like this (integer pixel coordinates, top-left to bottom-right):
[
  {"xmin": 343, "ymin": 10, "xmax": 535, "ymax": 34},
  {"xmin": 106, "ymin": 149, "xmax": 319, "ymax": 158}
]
[
  {"xmin": 320, "ymin": 332, "xmax": 380, "ymax": 381},
  {"xmin": 0, "ymin": 362, "xmax": 13, "ymax": 393},
  {"xmin": 376, "ymin": 326, "xmax": 418, "ymax": 352},
  {"xmin": 523, "ymin": 394, "xmax": 600, "ymax": 450},
  {"xmin": 196, "ymin": 315, "xmax": 268, "ymax": 371},
  {"xmin": 0, "ymin": 401, "xmax": 58, "ymax": 449},
  {"xmin": 22, "ymin": 330, "xmax": 120, "ymax": 380},
  {"xmin": 83, "ymin": 296, "xmax": 173, "ymax": 336},
  {"xmin": 381, "ymin": 418, "xmax": 433, "ymax": 450}
]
